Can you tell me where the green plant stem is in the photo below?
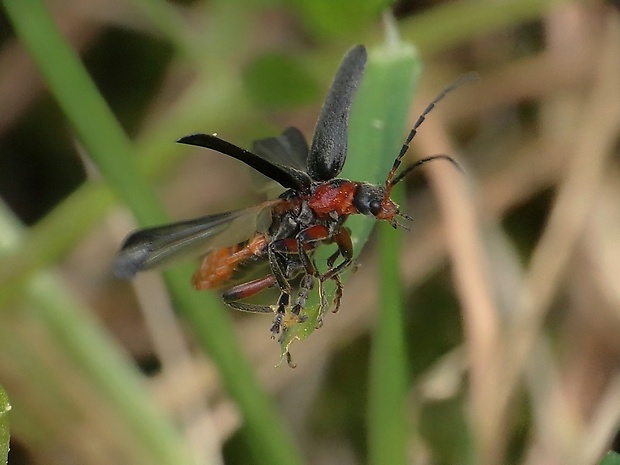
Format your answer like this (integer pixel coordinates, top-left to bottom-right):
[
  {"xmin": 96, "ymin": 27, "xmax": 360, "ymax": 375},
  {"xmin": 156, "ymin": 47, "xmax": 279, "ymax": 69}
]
[
  {"xmin": 351, "ymin": 37, "xmax": 417, "ymax": 465},
  {"xmin": 0, "ymin": 201, "xmax": 193, "ymax": 465},
  {"xmin": 369, "ymin": 220, "xmax": 409, "ymax": 465}
]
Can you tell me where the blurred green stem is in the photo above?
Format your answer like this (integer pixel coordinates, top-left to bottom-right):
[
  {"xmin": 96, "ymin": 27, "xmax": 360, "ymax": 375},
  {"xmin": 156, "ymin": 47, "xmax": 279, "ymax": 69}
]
[
  {"xmin": 369, "ymin": 220, "xmax": 409, "ymax": 465},
  {"xmin": 0, "ymin": 200, "xmax": 193, "ymax": 465},
  {"xmin": 345, "ymin": 36, "xmax": 419, "ymax": 465}
]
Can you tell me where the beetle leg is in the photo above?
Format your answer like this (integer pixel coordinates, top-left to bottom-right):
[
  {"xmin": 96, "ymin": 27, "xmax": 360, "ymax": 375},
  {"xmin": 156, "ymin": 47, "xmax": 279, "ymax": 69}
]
[
  {"xmin": 293, "ymin": 225, "xmax": 334, "ymax": 324},
  {"xmin": 317, "ymin": 227, "xmax": 354, "ymax": 317},
  {"xmin": 295, "ymin": 225, "xmax": 331, "ymax": 275},
  {"xmin": 272, "ymin": 225, "xmax": 352, "ymax": 327},
  {"xmin": 292, "ymin": 273, "xmax": 315, "ymax": 316},
  {"xmin": 325, "ymin": 249, "xmax": 344, "ymax": 312},
  {"xmin": 316, "ymin": 278, "xmax": 328, "ymax": 328},
  {"xmin": 285, "ymin": 351, "xmax": 296, "ymax": 369},
  {"xmin": 322, "ymin": 227, "xmax": 354, "ymax": 281},
  {"xmin": 268, "ymin": 244, "xmax": 292, "ymax": 294},
  {"xmin": 266, "ymin": 242, "xmax": 297, "ymax": 336},
  {"xmin": 293, "ymin": 225, "xmax": 354, "ymax": 325},
  {"xmin": 295, "ymin": 225, "xmax": 329, "ymax": 314},
  {"xmin": 269, "ymin": 292, "xmax": 290, "ymax": 338},
  {"xmin": 332, "ymin": 273, "xmax": 343, "ymax": 314},
  {"xmin": 222, "ymin": 275, "xmax": 276, "ymax": 314},
  {"xmin": 326, "ymin": 249, "xmax": 341, "ymax": 269},
  {"xmin": 225, "ymin": 301, "xmax": 273, "ymax": 314},
  {"xmin": 222, "ymin": 274, "xmax": 276, "ymax": 302},
  {"xmin": 270, "ymin": 238, "xmax": 318, "ymax": 320}
]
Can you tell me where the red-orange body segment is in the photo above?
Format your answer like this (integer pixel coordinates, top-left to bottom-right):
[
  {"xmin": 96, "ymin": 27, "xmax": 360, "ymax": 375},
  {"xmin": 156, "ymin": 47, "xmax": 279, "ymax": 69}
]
[
  {"xmin": 307, "ymin": 181, "xmax": 359, "ymax": 216},
  {"xmin": 192, "ymin": 234, "xmax": 269, "ymax": 290}
]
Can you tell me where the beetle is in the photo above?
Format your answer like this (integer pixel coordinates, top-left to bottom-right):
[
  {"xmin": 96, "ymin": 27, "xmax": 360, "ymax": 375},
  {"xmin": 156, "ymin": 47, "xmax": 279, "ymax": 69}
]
[{"xmin": 114, "ymin": 44, "xmax": 461, "ymax": 340}]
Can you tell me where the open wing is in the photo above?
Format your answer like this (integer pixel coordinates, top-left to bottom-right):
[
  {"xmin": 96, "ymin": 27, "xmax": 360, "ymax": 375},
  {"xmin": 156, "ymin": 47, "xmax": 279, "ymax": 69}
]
[
  {"xmin": 252, "ymin": 127, "xmax": 309, "ymax": 172},
  {"xmin": 113, "ymin": 200, "xmax": 280, "ymax": 279},
  {"xmin": 178, "ymin": 134, "xmax": 312, "ymax": 192},
  {"xmin": 307, "ymin": 44, "xmax": 367, "ymax": 181}
]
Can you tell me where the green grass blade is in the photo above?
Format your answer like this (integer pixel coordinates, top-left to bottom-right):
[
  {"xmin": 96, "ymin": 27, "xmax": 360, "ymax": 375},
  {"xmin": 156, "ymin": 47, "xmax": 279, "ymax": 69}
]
[
  {"xmin": 3, "ymin": 1, "xmax": 166, "ymax": 226},
  {"xmin": 0, "ymin": 200, "xmax": 193, "ymax": 465},
  {"xmin": 369, "ymin": 219, "xmax": 409, "ymax": 465},
  {"xmin": 353, "ymin": 41, "xmax": 419, "ymax": 465}
]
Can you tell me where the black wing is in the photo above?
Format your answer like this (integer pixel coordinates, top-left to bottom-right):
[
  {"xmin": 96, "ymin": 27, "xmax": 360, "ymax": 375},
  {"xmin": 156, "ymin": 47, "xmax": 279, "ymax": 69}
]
[
  {"xmin": 252, "ymin": 127, "xmax": 309, "ymax": 172},
  {"xmin": 178, "ymin": 134, "xmax": 311, "ymax": 192},
  {"xmin": 113, "ymin": 201, "xmax": 279, "ymax": 279},
  {"xmin": 307, "ymin": 44, "xmax": 367, "ymax": 181}
]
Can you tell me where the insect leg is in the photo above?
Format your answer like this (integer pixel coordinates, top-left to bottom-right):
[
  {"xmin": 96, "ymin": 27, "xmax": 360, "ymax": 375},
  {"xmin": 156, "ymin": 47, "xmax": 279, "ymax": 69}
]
[
  {"xmin": 285, "ymin": 351, "xmax": 296, "ymax": 369},
  {"xmin": 322, "ymin": 227, "xmax": 354, "ymax": 281},
  {"xmin": 267, "ymin": 245, "xmax": 307, "ymax": 337},
  {"xmin": 332, "ymin": 274, "xmax": 344, "ymax": 314},
  {"xmin": 326, "ymin": 249, "xmax": 341, "ymax": 269},
  {"xmin": 270, "ymin": 292, "xmax": 290, "ymax": 339},
  {"xmin": 268, "ymin": 243, "xmax": 293, "ymax": 294},
  {"xmin": 222, "ymin": 275, "xmax": 276, "ymax": 314},
  {"xmin": 294, "ymin": 225, "xmax": 336, "ymax": 326},
  {"xmin": 272, "ymin": 226, "xmax": 348, "ymax": 326},
  {"xmin": 292, "ymin": 273, "xmax": 315, "ymax": 316},
  {"xmin": 225, "ymin": 301, "xmax": 273, "ymax": 314},
  {"xmin": 316, "ymin": 277, "xmax": 328, "ymax": 328},
  {"xmin": 319, "ymin": 227, "xmax": 354, "ymax": 317},
  {"xmin": 324, "ymin": 247, "xmax": 344, "ymax": 313},
  {"xmin": 294, "ymin": 225, "xmax": 332, "ymax": 275},
  {"xmin": 270, "ymin": 238, "xmax": 321, "ymax": 319}
]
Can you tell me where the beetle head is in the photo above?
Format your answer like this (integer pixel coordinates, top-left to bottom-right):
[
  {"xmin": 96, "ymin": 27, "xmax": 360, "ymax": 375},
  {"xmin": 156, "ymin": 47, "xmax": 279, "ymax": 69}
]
[{"xmin": 352, "ymin": 183, "xmax": 407, "ymax": 229}]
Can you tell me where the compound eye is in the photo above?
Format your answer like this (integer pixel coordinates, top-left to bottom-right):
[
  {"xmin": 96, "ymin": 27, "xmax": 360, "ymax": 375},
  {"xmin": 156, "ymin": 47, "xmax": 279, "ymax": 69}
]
[{"xmin": 369, "ymin": 200, "xmax": 382, "ymax": 216}]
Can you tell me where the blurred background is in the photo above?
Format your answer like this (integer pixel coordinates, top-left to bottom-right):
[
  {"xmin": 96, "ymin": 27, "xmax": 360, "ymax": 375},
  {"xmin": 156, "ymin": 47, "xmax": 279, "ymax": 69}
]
[{"xmin": 1, "ymin": 0, "xmax": 620, "ymax": 464}]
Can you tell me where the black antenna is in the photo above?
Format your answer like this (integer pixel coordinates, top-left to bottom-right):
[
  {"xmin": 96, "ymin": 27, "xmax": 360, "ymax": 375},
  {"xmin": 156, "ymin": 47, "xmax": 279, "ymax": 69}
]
[
  {"xmin": 390, "ymin": 154, "xmax": 463, "ymax": 186},
  {"xmin": 385, "ymin": 72, "xmax": 477, "ymax": 193}
]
